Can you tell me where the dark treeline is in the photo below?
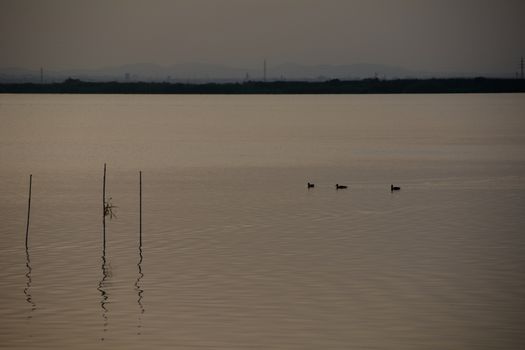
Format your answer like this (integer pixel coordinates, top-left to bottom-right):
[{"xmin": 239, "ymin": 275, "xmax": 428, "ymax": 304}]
[{"xmin": 1, "ymin": 78, "xmax": 524, "ymax": 94}]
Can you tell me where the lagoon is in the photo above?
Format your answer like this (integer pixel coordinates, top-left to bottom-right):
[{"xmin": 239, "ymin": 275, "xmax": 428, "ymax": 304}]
[{"xmin": 1, "ymin": 93, "xmax": 524, "ymax": 349}]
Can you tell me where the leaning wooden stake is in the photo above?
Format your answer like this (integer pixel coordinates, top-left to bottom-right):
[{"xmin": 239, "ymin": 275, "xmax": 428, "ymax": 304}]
[
  {"xmin": 25, "ymin": 174, "xmax": 32, "ymax": 249},
  {"xmin": 103, "ymin": 164, "xmax": 106, "ymax": 250},
  {"xmin": 139, "ymin": 171, "xmax": 142, "ymax": 247}
]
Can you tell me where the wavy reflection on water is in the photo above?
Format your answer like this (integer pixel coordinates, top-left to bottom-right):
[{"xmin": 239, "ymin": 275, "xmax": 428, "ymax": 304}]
[
  {"xmin": 24, "ymin": 248, "xmax": 36, "ymax": 317},
  {"xmin": 97, "ymin": 250, "xmax": 110, "ymax": 341},
  {"xmin": 135, "ymin": 245, "xmax": 145, "ymax": 335},
  {"xmin": 136, "ymin": 170, "xmax": 144, "ymax": 335}
]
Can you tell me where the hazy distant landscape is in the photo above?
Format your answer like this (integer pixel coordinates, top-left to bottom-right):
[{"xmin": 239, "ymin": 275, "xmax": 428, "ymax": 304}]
[{"xmin": 0, "ymin": 62, "xmax": 494, "ymax": 84}]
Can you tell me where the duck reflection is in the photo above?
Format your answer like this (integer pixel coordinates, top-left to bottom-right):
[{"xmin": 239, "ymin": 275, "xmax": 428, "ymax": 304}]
[{"xmin": 24, "ymin": 247, "xmax": 36, "ymax": 317}]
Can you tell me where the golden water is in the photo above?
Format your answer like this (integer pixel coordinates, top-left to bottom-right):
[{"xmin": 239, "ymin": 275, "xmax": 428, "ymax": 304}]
[{"xmin": 1, "ymin": 94, "xmax": 524, "ymax": 349}]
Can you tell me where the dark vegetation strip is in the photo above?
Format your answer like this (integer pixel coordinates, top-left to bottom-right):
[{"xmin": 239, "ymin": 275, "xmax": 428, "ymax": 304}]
[{"xmin": 1, "ymin": 78, "xmax": 524, "ymax": 94}]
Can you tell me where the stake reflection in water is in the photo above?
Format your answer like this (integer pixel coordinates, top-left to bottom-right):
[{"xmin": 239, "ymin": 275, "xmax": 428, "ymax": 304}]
[
  {"xmin": 24, "ymin": 247, "xmax": 36, "ymax": 316},
  {"xmin": 135, "ymin": 170, "xmax": 145, "ymax": 334},
  {"xmin": 135, "ymin": 246, "xmax": 145, "ymax": 335},
  {"xmin": 97, "ymin": 250, "xmax": 110, "ymax": 341}
]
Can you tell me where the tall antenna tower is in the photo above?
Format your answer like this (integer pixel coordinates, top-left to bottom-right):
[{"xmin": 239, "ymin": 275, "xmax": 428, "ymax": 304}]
[
  {"xmin": 264, "ymin": 59, "xmax": 267, "ymax": 82},
  {"xmin": 40, "ymin": 67, "xmax": 44, "ymax": 84},
  {"xmin": 520, "ymin": 57, "xmax": 523, "ymax": 80}
]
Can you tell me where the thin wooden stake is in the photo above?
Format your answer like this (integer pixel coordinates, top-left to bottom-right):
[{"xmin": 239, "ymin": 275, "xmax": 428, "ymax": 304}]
[
  {"xmin": 139, "ymin": 171, "xmax": 142, "ymax": 247},
  {"xmin": 103, "ymin": 164, "xmax": 106, "ymax": 250},
  {"xmin": 25, "ymin": 174, "xmax": 32, "ymax": 249}
]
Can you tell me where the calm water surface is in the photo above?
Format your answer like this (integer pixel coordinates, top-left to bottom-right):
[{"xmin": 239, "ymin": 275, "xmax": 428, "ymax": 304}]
[{"xmin": 0, "ymin": 94, "xmax": 524, "ymax": 349}]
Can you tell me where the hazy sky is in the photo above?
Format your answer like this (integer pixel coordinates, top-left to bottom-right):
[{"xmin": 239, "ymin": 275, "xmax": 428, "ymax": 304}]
[{"xmin": 1, "ymin": 0, "xmax": 524, "ymax": 75}]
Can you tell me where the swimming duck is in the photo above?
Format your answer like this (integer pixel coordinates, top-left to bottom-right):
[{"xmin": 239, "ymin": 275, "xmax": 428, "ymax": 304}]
[
  {"xmin": 335, "ymin": 184, "xmax": 348, "ymax": 189},
  {"xmin": 391, "ymin": 184, "xmax": 401, "ymax": 191},
  {"xmin": 307, "ymin": 182, "xmax": 315, "ymax": 188}
]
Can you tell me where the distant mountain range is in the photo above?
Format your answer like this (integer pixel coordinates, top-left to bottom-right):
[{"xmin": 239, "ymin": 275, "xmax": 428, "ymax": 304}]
[{"xmin": 0, "ymin": 62, "xmax": 471, "ymax": 83}]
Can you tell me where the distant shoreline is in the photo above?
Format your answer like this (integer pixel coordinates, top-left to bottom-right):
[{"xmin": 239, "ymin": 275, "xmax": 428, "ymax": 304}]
[{"xmin": 1, "ymin": 78, "xmax": 524, "ymax": 94}]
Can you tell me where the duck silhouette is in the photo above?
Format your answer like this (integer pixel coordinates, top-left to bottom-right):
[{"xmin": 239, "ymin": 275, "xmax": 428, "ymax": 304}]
[
  {"xmin": 335, "ymin": 184, "xmax": 348, "ymax": 189},
  {"xmin": 307, "ymin": 182, "xmax": 315, "ymax": 188},
  {"xmin": 391, "ymin": 184, "xmax": 401, "ymax": 191}
]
